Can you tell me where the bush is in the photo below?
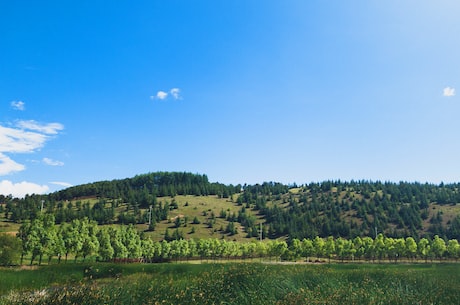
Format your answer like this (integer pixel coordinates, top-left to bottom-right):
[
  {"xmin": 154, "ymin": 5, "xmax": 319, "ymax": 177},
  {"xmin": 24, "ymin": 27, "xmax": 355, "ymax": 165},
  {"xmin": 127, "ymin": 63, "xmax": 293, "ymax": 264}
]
[{"xmin": 0, "ymin": 234, "xmax": 20, "ymax": 266}]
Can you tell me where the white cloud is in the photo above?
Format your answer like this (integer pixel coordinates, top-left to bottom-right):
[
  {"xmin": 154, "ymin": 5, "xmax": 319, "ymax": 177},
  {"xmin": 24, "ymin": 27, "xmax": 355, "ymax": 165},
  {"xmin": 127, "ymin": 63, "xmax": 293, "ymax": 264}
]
[
  {"xmin": 150, "ymin": 88, "xmax": 182, "ymax": 101},
  {"xmin": 153, "ymin": 91, "xmax": 168, "ymax": 100},
  {"xmin": 0, "ymin": 120, "xmax": 64, "ymax": 175},
  {"xmin": 50, "ymin": 181, "xmax": 73, "ymax": 188},
  {"xmin": 443, "ymin": 87, "xmax": 455, "ymax": 97},
  {"xmin": 11, "ymin": 101, "xmax": 25, "ymax": 111},
  {"xmin": 17, "ymin": 120, "xmax": 64, "ymax": 135},
  {"xmin": 0, "ymin": 125, "xmax": 47, "ymax": 154},
  {"xmin": 0, "ymin": 180, "xmax": 49, "ymax": 198},
  {"xmin": 43, "ymin": 157, "xmax": 64, "ymax": 166},
  {"xmin": 170, "ymin": 88, "xmax": 181, "ymax": 100},
  {"xmin": 0, "ymin": 153, "xmax": 25, "ymax": 175}
]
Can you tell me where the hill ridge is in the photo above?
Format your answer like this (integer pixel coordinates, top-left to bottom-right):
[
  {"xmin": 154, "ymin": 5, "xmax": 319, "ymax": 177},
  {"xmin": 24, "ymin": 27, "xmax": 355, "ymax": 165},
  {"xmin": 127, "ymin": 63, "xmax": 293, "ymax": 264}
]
[{"xmin": 1, "ymin": 172, "xmax": 460, "ymax": 241}]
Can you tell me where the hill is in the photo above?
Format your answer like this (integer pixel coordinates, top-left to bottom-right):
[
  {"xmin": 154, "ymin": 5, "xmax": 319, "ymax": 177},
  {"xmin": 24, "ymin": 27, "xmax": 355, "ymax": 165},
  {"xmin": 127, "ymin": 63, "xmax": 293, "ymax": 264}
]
[{"xmin": 1, "ymin": 172, "xmax": 460, "ymax": 241}]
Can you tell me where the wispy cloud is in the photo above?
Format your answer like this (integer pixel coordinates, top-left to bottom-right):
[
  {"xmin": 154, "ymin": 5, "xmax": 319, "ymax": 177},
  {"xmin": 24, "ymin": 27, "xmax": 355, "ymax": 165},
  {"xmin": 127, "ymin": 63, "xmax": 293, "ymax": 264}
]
[
  {"xmin": 17, "ymin": 120, "xmax": 64, "ymax": 135},
  {"xmin": 0, "ymin": 120, "xmax": 64, "ymax": 175},
  {"xmin": 0, "ymin": 180, "xmax": 49, "ymax": 198},
  {"xmin": 170, "ymin": 88, "xmax": 181, "ymax": 100},
  {"xmin": 443, "ymin": 87, "xmax": 455, "ymax": 97},
  {"xmin": 0, "ymin": 125, "xmax": 47, "ymax": 154},
  {"xmin": 50, "ymin": 181, "xmax": 73, "ymax": 188},
  {"xmin": 0, "ymin": 154, "xmax": 25, "ymax": 175},
  {"xmin": 150, "ymin": 88, "xmax": 182, "ymax": 101},
  {"xmin": 11, "ymin": 101, "xmax": 25, "ymax": 111},
  {"xmin": 43, "ymin": 157, "xmax": 64, "ymax": 166}
]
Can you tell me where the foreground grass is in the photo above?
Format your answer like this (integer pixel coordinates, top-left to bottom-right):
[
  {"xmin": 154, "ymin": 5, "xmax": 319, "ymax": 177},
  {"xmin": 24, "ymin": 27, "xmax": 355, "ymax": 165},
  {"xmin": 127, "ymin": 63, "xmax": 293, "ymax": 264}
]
[{"xmin": 1, "ymin": 263, "xmax": 459, "ymax": 304}]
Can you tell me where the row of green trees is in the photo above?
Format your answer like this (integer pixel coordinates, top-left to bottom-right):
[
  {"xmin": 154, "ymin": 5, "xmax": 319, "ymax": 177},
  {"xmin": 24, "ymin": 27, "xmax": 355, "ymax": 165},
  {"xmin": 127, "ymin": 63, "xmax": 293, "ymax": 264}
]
[{"xmin": 15, "ymin": 215, "xmax": 460, "ymax": 266}]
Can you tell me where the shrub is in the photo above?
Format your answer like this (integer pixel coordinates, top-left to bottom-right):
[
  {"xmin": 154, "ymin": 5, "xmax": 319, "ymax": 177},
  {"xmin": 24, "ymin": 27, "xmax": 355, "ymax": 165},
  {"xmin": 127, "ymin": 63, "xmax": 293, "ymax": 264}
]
[{"xmin": 0, "ymin": 234, "xmax": 20, "ymax": 266}]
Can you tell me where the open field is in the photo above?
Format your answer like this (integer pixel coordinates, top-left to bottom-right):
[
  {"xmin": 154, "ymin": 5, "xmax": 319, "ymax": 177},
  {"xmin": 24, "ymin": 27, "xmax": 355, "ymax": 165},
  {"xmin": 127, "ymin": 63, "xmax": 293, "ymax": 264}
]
[{"xmin": 1, "ymin": 262, "xmax": 459, "ymax": 304}]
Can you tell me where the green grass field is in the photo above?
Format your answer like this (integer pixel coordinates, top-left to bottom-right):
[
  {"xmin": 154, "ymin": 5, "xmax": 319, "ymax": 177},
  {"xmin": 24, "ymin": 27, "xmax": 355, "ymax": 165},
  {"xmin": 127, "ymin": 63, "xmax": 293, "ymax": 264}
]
[{"xmin": 1, "ymin": 262, "xmax": 459, "ymax": 304}]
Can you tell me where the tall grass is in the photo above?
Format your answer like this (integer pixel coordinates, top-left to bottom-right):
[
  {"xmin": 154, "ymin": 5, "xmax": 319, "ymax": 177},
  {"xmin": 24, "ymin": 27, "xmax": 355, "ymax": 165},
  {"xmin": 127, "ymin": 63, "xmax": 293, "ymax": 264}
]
[
  {"xmin": 0, "ymin": 264, "xmax": 84, "ymax": 295},
  {"xmin": 1, "ymin": 263, "xmax": 459, "ymax": 304}
]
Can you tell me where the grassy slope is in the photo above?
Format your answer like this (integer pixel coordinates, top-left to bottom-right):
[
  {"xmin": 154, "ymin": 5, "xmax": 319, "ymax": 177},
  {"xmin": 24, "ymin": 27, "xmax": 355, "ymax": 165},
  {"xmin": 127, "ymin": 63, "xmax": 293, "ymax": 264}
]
[
  {"xmin": 138, "ymin": 195, "xmax": 264, "ymax": 242},
  {"xmin": 280, "ymin": 187, "xmax": 460, "ymax": 235},
  {"xmin": 0, "ymin": 195, "xmax": 264, "ymax": 242},
  {"xmin": 1, "ymin": 188, "xmax": 459, "ymax": 240}
]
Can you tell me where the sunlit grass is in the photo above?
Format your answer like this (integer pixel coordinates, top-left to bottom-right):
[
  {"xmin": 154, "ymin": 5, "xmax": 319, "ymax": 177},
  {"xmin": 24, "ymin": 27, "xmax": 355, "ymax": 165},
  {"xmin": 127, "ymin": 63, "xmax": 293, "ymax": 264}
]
[
  {"xmin": 142, "ymin": 195, "xmax": 262, "ymax": 242},
  {"xmin": 1, "ymin": 263, "xmax": 459, "ymax": 305},
  {"xmin": 0, "ymin": 222, "xmax": 20, "ymax": 234}
]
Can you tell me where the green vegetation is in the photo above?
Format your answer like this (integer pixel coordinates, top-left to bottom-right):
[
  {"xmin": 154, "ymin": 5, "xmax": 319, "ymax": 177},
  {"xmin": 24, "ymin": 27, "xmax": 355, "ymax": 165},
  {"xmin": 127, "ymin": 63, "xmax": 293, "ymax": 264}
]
[
  {"xmin": 9, "ymin": 213, "xmax": 460, "ymax": 266},
  {"xmin": 1, "ymin": 173, "xmax": 460, "ymax": 303},
  {"xmin": 1, "ymin": 263, "xmax": 459, "ymax": 304},
  {"xmin": 0, "ymin": 234, "xmax": 20, "ymax": 266},
  {"xmin": 2, "ymin": 172, "xmax": 460, "ymax": 242}
]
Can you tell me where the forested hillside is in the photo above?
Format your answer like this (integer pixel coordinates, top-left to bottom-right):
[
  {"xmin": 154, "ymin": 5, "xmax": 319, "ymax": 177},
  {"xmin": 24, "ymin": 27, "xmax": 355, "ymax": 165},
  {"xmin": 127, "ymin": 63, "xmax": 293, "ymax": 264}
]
[
  {"xmin": 257, "ymin": 181, "xmax": 460, "ymax": 241},
  {"xmin": 1, "ymin": 172, "xmax": 460, "ymax": 241}
]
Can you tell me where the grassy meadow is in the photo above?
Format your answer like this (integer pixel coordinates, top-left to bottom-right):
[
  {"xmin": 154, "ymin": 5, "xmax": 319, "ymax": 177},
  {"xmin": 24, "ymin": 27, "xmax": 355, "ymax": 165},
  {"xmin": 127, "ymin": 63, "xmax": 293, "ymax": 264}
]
[{"xmin": 1, "ymin": 262, "xmax": 459, "ymax": 304}]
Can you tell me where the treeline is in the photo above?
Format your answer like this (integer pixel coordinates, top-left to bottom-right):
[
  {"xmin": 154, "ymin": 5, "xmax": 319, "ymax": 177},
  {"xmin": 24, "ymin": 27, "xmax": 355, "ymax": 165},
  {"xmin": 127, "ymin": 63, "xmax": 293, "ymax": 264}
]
[
  {"xmin": 13, "ymin": 214, "xmax": 460, "ymax": 266},
  {"xmin": 2, "ymin": 195, "xmax": 179, "ymax": 227},
  {"xmin": 52, "ymin": 172, "xmax": 241, "ymax": 201}
]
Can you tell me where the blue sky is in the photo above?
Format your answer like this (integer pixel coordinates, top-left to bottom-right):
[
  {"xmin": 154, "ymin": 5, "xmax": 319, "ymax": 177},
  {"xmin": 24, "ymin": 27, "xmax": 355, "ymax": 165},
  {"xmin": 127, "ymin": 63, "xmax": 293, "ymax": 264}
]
[{"xmin": 1, "ymin": 1, "xmax": 460, "ymax": 197}]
